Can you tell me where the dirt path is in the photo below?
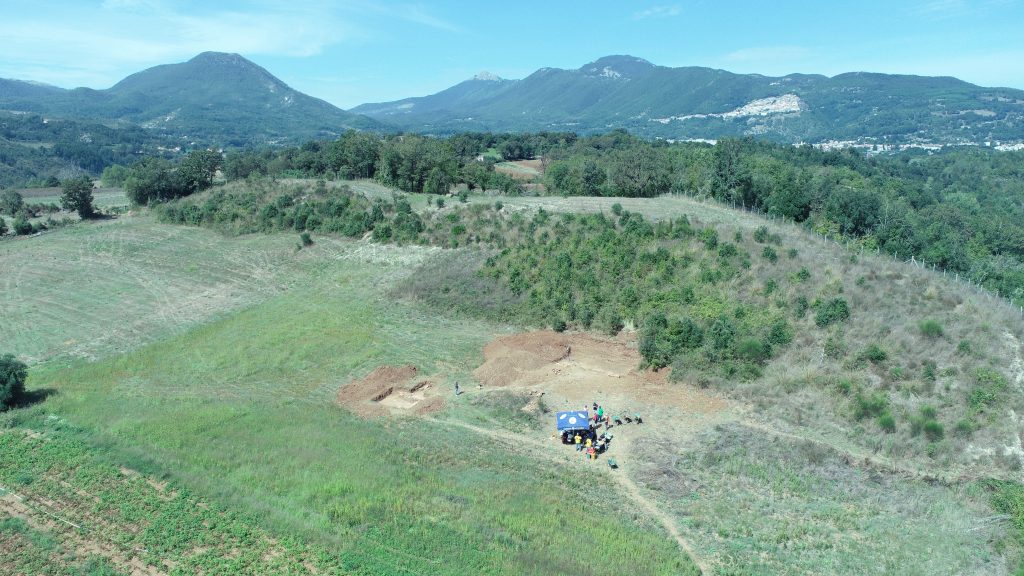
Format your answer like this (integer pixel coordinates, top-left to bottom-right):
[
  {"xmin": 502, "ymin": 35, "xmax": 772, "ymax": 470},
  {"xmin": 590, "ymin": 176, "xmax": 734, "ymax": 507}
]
[{"xmin": 425, "ymin": 416, "xmax": 711, "ymax": 573}]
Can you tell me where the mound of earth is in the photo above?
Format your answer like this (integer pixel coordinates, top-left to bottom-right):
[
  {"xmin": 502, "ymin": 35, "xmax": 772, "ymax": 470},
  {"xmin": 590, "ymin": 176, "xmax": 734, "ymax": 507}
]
[
  {"xmin": 473, "ymin": 331, "xmax": 571, "ymax": 388},
  {"xmin": 474, "ymin": 330, "xmax": 730, "ymax": 418},
  {"xmin": 336, "ymin": 365, "xmax": 444, "ymax": 417}
]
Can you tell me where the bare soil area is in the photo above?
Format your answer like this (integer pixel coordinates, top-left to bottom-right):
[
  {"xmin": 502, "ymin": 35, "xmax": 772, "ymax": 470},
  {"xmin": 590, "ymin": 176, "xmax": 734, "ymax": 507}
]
[{"xmin": 336, "ymin": 364, "xmax": 445, "ymax": 417}]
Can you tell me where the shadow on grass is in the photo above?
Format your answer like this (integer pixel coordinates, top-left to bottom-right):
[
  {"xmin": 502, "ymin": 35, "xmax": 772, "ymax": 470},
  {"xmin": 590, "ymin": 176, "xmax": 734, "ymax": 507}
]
[{"xmin": 13, "ymin": 388, "xmax": 58, "ymax": 409}]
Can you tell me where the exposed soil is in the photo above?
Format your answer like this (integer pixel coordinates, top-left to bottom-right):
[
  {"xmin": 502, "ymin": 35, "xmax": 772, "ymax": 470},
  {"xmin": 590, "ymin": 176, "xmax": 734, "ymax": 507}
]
[
  {"xmin": 336, "ymin": 365, "xmax": 445, "ymax": 417},
  {"xmin": 474, "ymin": 330, "xmax": 730, "ymax": 418}
]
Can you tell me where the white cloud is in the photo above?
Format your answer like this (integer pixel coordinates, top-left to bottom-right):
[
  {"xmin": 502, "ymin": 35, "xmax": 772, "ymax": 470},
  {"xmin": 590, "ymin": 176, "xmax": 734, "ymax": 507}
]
[
  {"xmin": 632, "ymin": 5, "xmax": 682, "ymax": 20},
  {"xmin": 0, "ymin": 2, "xmax": 363, "ymax": 87}
]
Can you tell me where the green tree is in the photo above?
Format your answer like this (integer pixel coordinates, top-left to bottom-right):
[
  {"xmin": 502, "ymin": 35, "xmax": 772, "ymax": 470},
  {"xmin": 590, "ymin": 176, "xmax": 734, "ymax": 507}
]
[
  {"xmin": 101, "ymin": 164, "xmax": 131, "ymax": 187},
  {"xmin": 12, "ymin": 213, "xmax": 33, "ymax": 235},
  {"xmin": 177, "ymin": 150, "xmax": 222, "ymax": 194},
  {"xmin": 0, "ymin": 216, "xmax": 7, "ymax": 236},
  {"xmin": 1, "ymin": 190, "xmax": 24, "ymax": 215},
  {"xmin": 60, "ymin": 176, "xmax": 95, "ymax": 218},
  {"xmin": 0, "ymin": 353, "xmax": 28, "ymax": 410}
]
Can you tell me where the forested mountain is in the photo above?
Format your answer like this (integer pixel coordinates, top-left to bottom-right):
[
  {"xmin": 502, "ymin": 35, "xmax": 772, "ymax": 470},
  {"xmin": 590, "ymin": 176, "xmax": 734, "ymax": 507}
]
[
  {"xmin": 352, "ymin": 55, "xmax": 1024, "ymax": 144},
  {"xmin": 0, "ymin": 52, "xmax": 382, "ymax": 146}
]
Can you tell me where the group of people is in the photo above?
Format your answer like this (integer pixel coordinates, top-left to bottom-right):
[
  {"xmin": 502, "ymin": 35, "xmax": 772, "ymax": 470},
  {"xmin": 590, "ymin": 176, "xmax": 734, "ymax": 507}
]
[
  {"xmin": 561, "ymin": 427, "xmax": 612, "ymax": 460},
  {"xmin": 558, "ymin": 402, "xmax": 644, "ymax": 461}
]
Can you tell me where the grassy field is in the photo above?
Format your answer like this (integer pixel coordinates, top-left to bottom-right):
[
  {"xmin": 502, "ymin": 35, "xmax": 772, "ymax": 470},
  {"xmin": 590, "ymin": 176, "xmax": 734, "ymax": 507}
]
[
  {"xmin": 4, "ymin": 185, "xmax": 1024, "ymax": 573},
  {"xmin": 2, "ymin": 216, "xmax": 696, "ymax": 575}
]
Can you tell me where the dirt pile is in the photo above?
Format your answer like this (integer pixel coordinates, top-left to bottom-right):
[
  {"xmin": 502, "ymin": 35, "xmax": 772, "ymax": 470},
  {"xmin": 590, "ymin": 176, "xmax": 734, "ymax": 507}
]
[
  {"xmin": 473, "ymin": 330, "xmax": 730, "ymax": 417},
  {"xmin": 473, "ymin": 331, "xmax": 571, "ymax": 388},
  {"xmin": 336, "ymin": 365, "xmax": 444, "ymax": 417}
]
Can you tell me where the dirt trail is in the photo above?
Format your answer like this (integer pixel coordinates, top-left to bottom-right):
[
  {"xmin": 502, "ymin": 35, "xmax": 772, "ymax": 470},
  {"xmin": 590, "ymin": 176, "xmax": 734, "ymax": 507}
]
[{"xmin": 424, "ymin": 417, "xmax": 711, "ymax": 573}]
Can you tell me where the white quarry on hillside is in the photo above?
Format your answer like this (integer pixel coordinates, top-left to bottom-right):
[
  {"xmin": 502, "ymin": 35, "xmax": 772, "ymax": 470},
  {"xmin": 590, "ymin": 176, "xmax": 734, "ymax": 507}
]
[
  {"xmin": 651, "ymin": 93, "xmax": 806, "ymax": 124},
  {"xmin": 473, "ymin": 71, "xmax": 503, "ymax": 82}
]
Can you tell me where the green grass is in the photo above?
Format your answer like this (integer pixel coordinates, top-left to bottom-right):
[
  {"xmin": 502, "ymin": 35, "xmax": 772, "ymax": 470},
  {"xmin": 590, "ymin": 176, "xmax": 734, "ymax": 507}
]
[
  {"xmin": 5, "ymin": 217, "xmax": 696, "ymax": 575},
  {"xmin": 635, "ymin": 425, "xmax": 1005, "ymax": 575}
]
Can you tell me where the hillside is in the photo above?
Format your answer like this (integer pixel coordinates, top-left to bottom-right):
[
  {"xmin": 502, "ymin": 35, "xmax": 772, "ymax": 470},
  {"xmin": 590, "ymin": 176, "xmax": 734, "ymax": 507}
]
[
  {"xmin": 0, "ymin": 52, "xmax": 382, "ymax": 146},
  {"xmin": 352, "ymin": 54, "xmax": 1024, "ymax": 145},
  {"xmin": 3, "ymin": 180, "xmax": 1023, "ymax": 574}
]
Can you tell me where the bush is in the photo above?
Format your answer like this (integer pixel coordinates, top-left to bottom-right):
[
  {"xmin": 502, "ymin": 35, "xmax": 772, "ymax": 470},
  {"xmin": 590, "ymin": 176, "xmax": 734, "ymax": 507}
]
[
  {"xmin": 853, "ymin": 391, "xmax": 889, "ymax": 420},
  {"xmin": 300, "ymin": 232, "xmax": 313, "ymax": 247},
  {"xmin": 954, "ymin": 418, "xmax": 976, "ymax": 438},
  {"xmin": 878, "ymin": 411, "xmax": 897, "ymax": 433},
  {"xmin": 919, "ymin": 319, "xmax": 944, "ymax": 339},
  {"xmin": 794, "ymin": 296, "xmax": 809, "ymax": 318},
  {"xmin": 761, "ymin": 246, "xmax": 778, "ymax": 263},
  {"xmin": 968, "ymin": 368, "xmax": 1009, "ymax": 412},
  {"xmin": 753, "ymin": 225, "xmax": 769, "ymax": 243},
  {"xmin": 861, "ymin": 343, "xmax": 888, "ymax": 364},
  {"xmin": 923, "ymin": 420, "xmax": 944, "ymax": 441},
  {"xmin": 1, "ymin": 190, "xmax": 24, "ymax": 215},
  {"xmin": 1, "ymin": 353, "xmax": 28, "ymax": 410},
  {"xmin": 824, "ymin": 334, "xmax": 847, "ymax": 359},
  {"xmin": 699, "ymin": 228, "xmax": 718, "ymax": 250},
  {"xmin": 814, "ymin": 298, "xmax": 850, "ymax": 327},
  {"xmin": 736, "ymin": 338, "xmax": 770, "ymax": 363},
  {"xmin": 13, "ymin": 214, "xmax": 33, "ymax": 235}
]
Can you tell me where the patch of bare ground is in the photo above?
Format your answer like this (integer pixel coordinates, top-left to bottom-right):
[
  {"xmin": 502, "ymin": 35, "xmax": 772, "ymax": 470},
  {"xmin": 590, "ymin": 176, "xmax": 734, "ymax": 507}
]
[{"xmin": 336, "ymin": 365, "xmax": 445, "ymax": 417}]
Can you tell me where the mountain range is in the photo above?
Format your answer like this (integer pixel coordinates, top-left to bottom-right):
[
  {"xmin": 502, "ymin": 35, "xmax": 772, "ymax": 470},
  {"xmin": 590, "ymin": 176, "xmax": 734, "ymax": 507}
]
[
  {"xmin": 0, "ymin": 52, "xmax": 379, "ymax": 146},
  {"xmin": 354, "ymin": 55, "xmax": 1024, "ymax": 144},
  {"xmin": 3, "ymin": 52, "xmax": 1024, "ymax": 151}
]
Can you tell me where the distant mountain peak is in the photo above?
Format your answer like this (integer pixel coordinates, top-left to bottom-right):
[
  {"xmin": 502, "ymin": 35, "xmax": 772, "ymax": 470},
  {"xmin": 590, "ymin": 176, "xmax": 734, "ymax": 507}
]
[
  {"xmin": 189, "ymin": 51, "xmax": 250, "ymax": 66},
  {"xmin": 473, "ymin": 71, "xmax": 503, "ymax": 82},
  {"xmin": 580, "ymin": 55, "xmax": 655, "ymax": 79}
]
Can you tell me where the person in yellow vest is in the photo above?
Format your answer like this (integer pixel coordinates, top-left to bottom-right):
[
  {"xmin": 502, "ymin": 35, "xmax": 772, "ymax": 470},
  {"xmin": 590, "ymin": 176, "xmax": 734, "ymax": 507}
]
[{"xmin": 575, "ymin": 433, "xmax": 582, "ymax": 451}]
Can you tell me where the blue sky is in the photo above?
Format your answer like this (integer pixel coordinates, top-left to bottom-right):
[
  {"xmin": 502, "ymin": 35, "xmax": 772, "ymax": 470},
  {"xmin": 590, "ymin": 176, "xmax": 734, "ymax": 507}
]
[{"xmin": 2, "ymin": 0, "xmax": 1022, "ymax": 108}]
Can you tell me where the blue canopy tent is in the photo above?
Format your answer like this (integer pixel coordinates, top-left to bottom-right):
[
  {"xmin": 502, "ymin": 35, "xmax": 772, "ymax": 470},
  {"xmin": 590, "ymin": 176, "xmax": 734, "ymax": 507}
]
[{"xmin": 556, "ymin": 410, "xmax": 590, "ymax": 431}]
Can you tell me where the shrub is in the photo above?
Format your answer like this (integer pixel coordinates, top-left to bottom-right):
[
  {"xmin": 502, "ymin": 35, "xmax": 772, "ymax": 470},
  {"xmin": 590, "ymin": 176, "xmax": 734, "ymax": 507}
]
[
  {"xmin": 793, "ymin": 267, "xmax": 811, "ymax": 282},
  {"xmin": 761, "ymin": 246, "xmax": 778, "ymax": 263},
  {"xmin": 753, "ymin": 225, "xmax": 770, "ymax": 243},
  {"xmin": 1, "ymin": 353, "xmax": 28, "ymax": 410},
  {"xmin": 954, "ymin": 418, "xmax": 976, "ymax": 438},
  {"xmin": 736, "ymin": 338, "xmax": 770, "ymax": 363},
  {"xmin": 814, "ymin": 298, "xmax": 850, "ymax": 327},
  {"xmin": 552, "ymin": 318, "xmax": 567, "ymax": 333},
  {"xmin": 764, "ymin": 278, "xmax": 778, "ymax": 295},
  {"xmin": 611, "ymin": 203, "xmax": 623, "ymax": 216},
  {"xmin": 824, "ymin": 334, "xmax": 847, "ymax": 359},
  {"xmin": 860, "ymin": 340, "xmax": 884, "ymax": 362},
  {"xmin": 919, "ymin": 319, "xmax": 944, "ymax": 339},
  {"xmin": 853, "ymin": 392, "xmax": 889, "ymax": 420},
  {"xmin": 699, "ymin": 228, "xmax": 718, "ymax": 250},
  {"xmin": 494, "ymin": 201, "xmax": 503, "ymax": 211},
  {"xmin": 13, "ymin": 214, "xmax": 33, "ymax": 235},
  {"xmin": 718, "ymin": 243, "xmax": 738, "ymax": 258},
  {"xmin": 766, "ymin": 319, "xmax": 792, "ymax": 346},
  {"xmin": 922, "ymin": 360, "xmax": 937, "ymax": 383},
  {"xmin": 968, "ymin": 368, "xmax": 1009, "ymax": 411},
  {"xmin": 299, "ymin": 232, "xmax": 313, "ymax": 247},
  {"xmin": 787, "ymin": 248, "xmax": 798, "ymax": 259},
  {"xmin": 923, "ymin": 420, "xmax": 944, "ymax": 441},
  {"xmin": 0, "ymin": 217, "xmax": 6, "ymax": 236},
  {"xmin": 878, "ymin": 411, "xmax": 897, "ymax": 433},
  {"xmin": 794, "ymin": 296, "xmax": 809, "ymax": 318}
]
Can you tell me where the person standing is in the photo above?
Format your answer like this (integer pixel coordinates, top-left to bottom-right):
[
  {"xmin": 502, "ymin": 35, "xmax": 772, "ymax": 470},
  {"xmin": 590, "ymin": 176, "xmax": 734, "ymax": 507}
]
[{"xmin": 454, "ymin": 382, "xmax": 460, "ymax": 396}]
